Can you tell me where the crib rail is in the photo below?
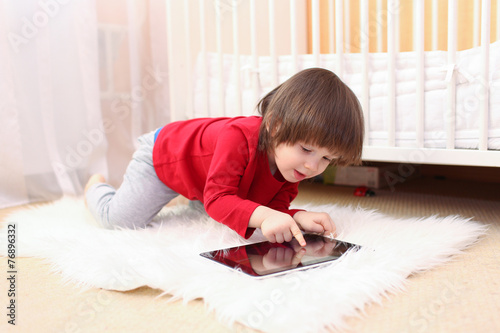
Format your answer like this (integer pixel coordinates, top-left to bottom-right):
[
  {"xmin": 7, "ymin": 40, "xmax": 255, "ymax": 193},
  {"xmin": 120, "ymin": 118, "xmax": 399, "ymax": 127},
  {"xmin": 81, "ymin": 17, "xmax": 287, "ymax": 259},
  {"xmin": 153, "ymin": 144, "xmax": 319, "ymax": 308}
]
[{"xmin": 165, "ymin": 0, "xmax": 500, "ymax": 167}]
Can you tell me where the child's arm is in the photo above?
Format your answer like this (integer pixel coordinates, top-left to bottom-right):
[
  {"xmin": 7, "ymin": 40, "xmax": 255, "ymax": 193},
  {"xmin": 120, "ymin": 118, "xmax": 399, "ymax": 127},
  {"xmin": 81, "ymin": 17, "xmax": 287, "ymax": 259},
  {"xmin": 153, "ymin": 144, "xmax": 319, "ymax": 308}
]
[{"xmin": 249, "ymin": 206, "xmax": 307, "ymax": 247}]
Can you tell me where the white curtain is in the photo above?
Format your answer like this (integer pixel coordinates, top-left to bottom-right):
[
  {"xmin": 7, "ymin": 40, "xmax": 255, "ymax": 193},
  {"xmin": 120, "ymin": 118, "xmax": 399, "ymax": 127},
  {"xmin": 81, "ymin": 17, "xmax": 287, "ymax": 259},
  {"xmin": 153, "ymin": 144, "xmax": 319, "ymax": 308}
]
[{"xmin": 0, "ymin": 0, "xmax": 170, "ymax": 209}]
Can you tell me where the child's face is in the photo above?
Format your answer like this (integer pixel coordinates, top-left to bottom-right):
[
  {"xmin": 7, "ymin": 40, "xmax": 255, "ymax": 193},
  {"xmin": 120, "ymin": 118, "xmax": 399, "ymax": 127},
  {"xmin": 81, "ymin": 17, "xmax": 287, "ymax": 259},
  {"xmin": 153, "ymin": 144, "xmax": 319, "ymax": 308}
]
[{"xmin": 270, "ymin": 142, "xmax": 336, "ymax": 183}]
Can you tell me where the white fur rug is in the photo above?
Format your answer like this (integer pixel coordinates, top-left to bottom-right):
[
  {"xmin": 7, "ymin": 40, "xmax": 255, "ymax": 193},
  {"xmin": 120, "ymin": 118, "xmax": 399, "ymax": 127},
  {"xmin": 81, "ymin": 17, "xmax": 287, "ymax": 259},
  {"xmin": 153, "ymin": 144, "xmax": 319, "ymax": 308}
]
[{"xmin": 1, "ymin": 197, "xmax": 487, "ymax": 332}]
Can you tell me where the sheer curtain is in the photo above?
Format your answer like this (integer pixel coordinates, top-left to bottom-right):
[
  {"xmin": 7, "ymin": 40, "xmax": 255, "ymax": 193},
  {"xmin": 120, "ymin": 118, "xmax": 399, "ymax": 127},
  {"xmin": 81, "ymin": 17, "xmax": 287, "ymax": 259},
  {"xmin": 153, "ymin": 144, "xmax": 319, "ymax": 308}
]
[{"xmin": 0, "ymin": 0, "xmax": 170, "ymax": 209}]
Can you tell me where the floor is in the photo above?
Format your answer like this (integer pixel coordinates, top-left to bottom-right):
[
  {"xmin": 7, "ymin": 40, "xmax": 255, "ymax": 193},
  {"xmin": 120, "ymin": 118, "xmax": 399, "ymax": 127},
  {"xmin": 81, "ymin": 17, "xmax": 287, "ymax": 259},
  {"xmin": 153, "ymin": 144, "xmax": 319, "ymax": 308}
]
[{"xmin": 1, "ymin": 176, "xmax": 499, "ymax": 333}]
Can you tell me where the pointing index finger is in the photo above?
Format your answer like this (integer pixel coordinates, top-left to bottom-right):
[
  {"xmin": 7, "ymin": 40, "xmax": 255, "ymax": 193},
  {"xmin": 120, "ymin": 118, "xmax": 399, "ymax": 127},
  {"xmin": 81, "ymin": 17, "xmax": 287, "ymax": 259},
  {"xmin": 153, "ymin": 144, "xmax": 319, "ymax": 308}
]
[{"xmin": 291, "ymin": 226, "xmax": 306, "ymax": 247}]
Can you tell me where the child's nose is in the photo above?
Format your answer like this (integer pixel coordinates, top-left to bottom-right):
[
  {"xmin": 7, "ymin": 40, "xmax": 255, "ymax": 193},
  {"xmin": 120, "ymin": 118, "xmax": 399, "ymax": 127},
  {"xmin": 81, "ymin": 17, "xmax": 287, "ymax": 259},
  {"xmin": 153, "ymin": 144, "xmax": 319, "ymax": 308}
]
[{"xmin": 305, "ymin": 158, "xmax": 319, "ymax": 172}]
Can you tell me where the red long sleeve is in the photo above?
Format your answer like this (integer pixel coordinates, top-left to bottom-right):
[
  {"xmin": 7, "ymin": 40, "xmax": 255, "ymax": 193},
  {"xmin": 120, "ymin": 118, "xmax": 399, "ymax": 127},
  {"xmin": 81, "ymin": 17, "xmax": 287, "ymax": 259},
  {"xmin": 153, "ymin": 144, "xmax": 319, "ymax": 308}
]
[{"xmin": 152, "ymin": 116, "xmax": 301, "ymax": 238}]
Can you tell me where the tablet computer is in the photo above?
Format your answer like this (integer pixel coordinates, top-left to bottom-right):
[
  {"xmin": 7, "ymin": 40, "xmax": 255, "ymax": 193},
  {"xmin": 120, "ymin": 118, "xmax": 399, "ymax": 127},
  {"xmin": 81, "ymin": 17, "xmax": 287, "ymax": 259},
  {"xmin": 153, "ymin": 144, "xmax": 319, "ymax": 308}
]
[{"xmin": 200, "ymin": 234, "xmax": 362, "ymax": 278}]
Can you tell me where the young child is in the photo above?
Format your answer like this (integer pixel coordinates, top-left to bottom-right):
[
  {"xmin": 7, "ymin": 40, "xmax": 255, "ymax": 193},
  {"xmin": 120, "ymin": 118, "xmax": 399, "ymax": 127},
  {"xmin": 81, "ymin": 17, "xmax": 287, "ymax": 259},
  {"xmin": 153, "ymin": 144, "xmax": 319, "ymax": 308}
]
[{"xmin": 85, "ymin": 68, "xmax": 364, "ymax": 247}]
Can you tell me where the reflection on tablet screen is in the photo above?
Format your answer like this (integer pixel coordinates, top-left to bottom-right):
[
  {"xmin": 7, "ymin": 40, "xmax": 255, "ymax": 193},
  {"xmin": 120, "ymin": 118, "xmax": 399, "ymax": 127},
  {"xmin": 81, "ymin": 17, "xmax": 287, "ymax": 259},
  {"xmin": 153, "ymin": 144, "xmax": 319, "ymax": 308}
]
[{"xmin": 200, "ymin": 234, "xmax": 361, "ymax": 278}]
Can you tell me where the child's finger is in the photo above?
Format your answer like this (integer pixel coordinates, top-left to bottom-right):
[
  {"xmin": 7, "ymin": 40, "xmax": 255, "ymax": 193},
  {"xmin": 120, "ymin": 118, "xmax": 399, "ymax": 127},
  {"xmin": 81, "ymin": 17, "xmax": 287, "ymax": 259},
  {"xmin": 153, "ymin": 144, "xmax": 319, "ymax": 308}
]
[
  {"xmin": 328, "ymin": 221, "xmax": 337, "ymax": 237},
  {"xmin": 291, "ymin": 225, "xmax": 306, "ymax": 247},
  {"xmin": 320, "ymin": 215, "xmax": 336, "ymax": 234}
]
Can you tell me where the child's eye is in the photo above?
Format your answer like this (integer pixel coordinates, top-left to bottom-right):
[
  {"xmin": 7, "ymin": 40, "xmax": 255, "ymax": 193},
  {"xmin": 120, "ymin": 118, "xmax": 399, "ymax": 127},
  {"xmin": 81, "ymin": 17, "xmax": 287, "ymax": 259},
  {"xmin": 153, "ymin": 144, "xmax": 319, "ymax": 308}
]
[
  {"xmin": 323, "ymin": 156, "xmax": 332, "ymax": 162},
  {"xmin": 301, "ymin": 146, "xmax": 312, "ymax": 153}
]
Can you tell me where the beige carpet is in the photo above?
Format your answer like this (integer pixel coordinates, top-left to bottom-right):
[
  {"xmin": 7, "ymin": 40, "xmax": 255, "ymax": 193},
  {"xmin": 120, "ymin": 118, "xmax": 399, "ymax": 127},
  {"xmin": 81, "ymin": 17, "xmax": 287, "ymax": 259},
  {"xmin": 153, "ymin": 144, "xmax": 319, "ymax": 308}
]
[{"xmin": 1, "ymin": 177, "xmax": 499, "ymax": 333}]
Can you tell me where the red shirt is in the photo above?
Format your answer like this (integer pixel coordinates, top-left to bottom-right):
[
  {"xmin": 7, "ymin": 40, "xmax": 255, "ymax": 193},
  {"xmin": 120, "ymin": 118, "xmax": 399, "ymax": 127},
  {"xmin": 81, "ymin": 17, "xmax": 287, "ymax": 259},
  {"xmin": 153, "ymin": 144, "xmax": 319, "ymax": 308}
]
[{"xmin": 152, "ymin": 116, "xmax": 302, "ymax": 238}]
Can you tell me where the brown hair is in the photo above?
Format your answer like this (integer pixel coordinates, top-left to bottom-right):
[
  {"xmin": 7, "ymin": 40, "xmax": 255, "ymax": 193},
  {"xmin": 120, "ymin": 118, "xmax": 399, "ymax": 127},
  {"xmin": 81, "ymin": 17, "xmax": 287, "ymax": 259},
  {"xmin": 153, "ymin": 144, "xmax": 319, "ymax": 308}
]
[{"xmin": 257, "ymin": 68, "xmax": 364, "ymax": 166}]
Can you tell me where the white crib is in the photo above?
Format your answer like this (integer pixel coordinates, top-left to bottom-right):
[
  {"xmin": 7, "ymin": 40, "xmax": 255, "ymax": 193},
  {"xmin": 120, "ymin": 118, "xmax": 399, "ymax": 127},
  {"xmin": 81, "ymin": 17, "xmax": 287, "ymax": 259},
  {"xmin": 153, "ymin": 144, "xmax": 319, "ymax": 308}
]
[{"xmin": 165, "ymin": 0, "xmax": 500, "ymax": 167}]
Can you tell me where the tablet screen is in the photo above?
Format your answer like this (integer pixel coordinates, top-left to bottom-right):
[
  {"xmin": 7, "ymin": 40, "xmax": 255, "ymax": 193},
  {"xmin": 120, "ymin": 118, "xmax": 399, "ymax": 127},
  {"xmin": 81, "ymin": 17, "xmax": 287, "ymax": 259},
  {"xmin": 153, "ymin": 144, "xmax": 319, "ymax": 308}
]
[{"xmin": 200, "ymin": 234, "xmax": 361, "ymax": 278}]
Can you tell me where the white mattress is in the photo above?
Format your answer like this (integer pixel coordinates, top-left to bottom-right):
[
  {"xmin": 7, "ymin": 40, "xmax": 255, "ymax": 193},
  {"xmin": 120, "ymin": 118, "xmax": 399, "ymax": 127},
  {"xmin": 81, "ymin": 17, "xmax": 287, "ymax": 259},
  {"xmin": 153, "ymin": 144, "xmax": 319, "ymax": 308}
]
[{"xmin": 194, "ymin": 41, "xmax": 500, "ymax": 150}]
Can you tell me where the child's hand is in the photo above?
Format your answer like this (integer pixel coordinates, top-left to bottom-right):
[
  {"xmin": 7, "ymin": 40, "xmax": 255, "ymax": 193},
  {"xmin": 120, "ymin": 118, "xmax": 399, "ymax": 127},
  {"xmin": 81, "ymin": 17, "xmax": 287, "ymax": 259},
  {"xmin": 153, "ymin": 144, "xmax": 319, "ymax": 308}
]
[
  {"xmin": 260, "ymin": 212, "xmax": 307, "ymax": 247},
  {"xmin": 293, "ymin": 211, "xmax": 336, "ymax": 238}
]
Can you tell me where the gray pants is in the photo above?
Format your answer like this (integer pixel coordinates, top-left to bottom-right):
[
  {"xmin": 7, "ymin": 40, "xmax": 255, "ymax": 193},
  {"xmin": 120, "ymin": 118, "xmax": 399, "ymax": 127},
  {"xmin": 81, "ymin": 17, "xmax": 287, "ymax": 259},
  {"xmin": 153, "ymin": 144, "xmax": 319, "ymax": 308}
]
[{"xmin": 85, "ymin": 130, "xmax": 179, "ymax": 229}]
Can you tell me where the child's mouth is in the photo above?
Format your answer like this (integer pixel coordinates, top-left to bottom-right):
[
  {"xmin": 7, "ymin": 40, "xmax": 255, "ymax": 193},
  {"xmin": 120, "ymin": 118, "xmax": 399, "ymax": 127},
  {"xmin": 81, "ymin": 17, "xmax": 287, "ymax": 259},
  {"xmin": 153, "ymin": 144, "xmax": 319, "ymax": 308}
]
[{"xmin": 294, "ymin": 170, "xmax": 306, "ymax": 181}]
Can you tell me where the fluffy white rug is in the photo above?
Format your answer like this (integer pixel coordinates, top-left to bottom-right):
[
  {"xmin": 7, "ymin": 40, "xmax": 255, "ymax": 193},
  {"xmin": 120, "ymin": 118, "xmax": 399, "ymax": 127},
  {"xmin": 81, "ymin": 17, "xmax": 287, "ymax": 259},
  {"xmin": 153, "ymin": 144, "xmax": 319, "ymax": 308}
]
[{"xmin": 1, "ymin": 197, "xmax": 487, "ymax": 332}]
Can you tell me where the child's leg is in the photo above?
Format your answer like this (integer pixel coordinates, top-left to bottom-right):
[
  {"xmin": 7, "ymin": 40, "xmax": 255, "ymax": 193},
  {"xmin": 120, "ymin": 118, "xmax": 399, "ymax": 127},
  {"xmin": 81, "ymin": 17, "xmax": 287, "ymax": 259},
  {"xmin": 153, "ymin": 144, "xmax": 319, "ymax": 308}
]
[{"xmin": 85, "ymin": 130, "xmax": 177, "ymax": 229}]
